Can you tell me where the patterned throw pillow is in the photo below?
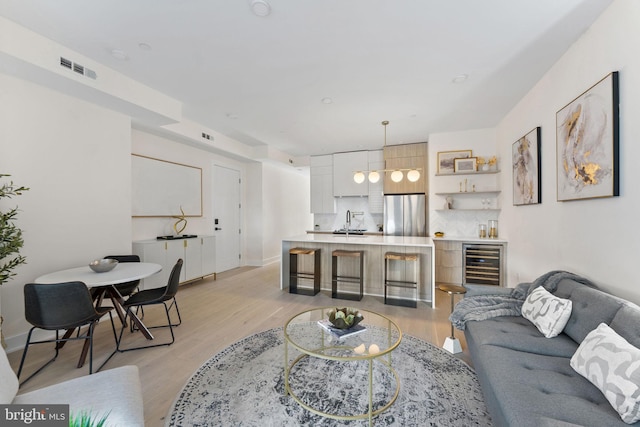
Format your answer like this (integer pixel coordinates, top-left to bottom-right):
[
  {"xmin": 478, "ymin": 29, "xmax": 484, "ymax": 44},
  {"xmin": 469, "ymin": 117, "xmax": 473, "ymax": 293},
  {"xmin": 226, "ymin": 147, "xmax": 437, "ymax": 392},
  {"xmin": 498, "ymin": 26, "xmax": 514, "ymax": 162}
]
[
  {"xmin": 571, "ymin": 323, "xmax": 640, "ymax": 424},
  {"xmin": 521, "ymin": 286, "xmax": 572, "ymax": 338}
]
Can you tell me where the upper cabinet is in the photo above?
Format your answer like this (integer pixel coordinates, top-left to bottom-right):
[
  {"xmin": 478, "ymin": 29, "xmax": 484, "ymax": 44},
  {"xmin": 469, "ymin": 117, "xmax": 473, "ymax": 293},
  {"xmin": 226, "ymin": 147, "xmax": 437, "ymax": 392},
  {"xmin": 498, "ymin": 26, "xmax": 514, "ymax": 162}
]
[
  {"xmin": 383, "ymin": 143, "xmax": 428, "ymax": 194},
  {"xmin": 310, "ymin": 155, "xmax": 336, "ymax": 213},
  {"xmin": 333, "ymin": 151, "xmax": 369, "ymax": 197}
]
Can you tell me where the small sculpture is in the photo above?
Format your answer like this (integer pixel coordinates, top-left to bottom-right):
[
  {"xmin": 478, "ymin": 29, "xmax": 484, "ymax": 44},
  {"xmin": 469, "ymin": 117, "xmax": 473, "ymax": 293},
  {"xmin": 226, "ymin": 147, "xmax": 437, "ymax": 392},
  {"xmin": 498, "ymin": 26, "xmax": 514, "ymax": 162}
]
[
  {"xmin": 172, "ymin": 206, "xmax": 188, "ymax": 235},
  {"xmin": 444, "ymin": 196, "xmax": 453, "ymax": 210}
]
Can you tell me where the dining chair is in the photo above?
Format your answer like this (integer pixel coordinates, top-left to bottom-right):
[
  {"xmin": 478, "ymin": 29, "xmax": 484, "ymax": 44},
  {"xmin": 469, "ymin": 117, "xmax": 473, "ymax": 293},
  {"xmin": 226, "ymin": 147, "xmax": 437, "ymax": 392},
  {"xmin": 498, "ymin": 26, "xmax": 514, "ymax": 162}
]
[
  {"xmin": 116, "ymin": 258, "xmax": 183, "ymax": 352},
  {"xmin": 17, "ymin": 281, "xmax": 117, "ymax": 385},
  {"xmin": 104, "ymin": 254, "xmax": 141, "ymax": 298}
]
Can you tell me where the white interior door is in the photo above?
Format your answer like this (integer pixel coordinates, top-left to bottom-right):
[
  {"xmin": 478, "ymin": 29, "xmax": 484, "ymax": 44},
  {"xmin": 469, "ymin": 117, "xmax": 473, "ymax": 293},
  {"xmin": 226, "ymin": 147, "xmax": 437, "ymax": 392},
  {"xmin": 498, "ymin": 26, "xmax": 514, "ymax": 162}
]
[{"xmin": 213, "ymin": 165, "xmax": 241, "ymax": 272}]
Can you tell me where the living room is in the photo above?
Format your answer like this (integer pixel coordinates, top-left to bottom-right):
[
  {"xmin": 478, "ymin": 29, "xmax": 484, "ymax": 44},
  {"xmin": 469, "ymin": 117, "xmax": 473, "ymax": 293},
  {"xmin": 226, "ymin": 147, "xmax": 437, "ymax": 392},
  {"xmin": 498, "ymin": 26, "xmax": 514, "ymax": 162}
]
[{"xmin": 1, "ymin": 0, "xmax": 639, "ymax": 425}]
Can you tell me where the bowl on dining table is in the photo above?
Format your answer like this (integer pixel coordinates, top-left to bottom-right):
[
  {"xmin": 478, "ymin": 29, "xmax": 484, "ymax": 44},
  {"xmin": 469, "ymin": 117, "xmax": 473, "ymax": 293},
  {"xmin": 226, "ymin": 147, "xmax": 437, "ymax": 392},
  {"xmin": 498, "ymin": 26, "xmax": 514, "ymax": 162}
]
[{"xmin": 89, "ymin": 258, "xmax": 118, "ymax": 273}]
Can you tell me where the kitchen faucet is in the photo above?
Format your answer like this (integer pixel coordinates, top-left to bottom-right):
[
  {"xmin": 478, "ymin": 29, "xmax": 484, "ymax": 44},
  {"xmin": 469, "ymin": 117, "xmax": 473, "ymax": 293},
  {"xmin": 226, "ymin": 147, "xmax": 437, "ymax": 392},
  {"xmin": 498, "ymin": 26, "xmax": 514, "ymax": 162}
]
[{"xmin": 346, "ymin": 210, "xmax": 351, "ymax": 237}]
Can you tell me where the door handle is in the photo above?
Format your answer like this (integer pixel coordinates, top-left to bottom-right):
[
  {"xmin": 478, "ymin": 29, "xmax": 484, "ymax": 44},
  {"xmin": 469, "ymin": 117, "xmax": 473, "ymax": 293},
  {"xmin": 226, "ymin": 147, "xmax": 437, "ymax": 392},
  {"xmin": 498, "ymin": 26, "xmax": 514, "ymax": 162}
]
[{"xmin": 215, "ymin": 227, "xmax": 222, "ymax": 231}]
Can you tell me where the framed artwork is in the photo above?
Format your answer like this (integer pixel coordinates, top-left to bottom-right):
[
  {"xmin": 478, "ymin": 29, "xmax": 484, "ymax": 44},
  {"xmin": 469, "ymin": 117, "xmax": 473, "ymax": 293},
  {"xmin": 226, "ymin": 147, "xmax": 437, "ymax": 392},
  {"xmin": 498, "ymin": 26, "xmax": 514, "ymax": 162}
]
[
  {"xmin": 437, "ymin": 150, "xmax": 472, "ymax": 174},
  {"xmin": 556, "ymin": 72, "xmax": 619, "ymax": 201},
  {"xmin": 454, "ymin": 157, "xmax": 477, "ymax": 173},
  {"xmin": 512, "ymin": 127, "xmax": 541, "ymax": 205}
]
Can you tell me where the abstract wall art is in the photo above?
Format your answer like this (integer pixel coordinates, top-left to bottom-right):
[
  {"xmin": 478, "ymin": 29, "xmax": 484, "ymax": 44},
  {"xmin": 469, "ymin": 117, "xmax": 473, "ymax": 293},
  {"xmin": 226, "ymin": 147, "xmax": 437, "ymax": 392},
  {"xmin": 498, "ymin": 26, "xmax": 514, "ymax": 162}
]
[
  {"xmin": 512, "ymin": 127, "xmax": 541, "ymax": 205},
  {"xmin": 556, "ymin": 72, "xmax": 619, "ymax": 201}
]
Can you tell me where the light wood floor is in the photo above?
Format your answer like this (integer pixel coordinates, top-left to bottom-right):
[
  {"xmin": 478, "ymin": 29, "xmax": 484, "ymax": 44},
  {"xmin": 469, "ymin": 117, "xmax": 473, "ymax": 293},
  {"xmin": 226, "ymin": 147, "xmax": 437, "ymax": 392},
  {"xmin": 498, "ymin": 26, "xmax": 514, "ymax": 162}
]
[{"xmin": 7, "ymin": 262, "xmax": 470, "ymax": 426}]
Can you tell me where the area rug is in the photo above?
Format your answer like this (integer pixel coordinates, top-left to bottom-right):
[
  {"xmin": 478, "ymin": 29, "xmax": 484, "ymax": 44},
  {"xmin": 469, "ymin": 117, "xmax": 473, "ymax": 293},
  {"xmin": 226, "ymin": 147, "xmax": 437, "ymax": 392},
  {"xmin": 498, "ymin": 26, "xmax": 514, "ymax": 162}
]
[{"xmin": 166, "ymin": 327, "xmax": 492, "ymax": 426}]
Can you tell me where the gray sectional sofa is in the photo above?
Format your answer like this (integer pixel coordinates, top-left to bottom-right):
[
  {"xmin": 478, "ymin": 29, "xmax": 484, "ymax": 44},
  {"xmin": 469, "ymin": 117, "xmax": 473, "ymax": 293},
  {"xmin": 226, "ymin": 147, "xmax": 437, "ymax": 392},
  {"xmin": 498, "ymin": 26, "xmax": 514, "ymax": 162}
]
[{"xmin": 459, "ymin": 273, "xmax": 640, "ymax": 427}]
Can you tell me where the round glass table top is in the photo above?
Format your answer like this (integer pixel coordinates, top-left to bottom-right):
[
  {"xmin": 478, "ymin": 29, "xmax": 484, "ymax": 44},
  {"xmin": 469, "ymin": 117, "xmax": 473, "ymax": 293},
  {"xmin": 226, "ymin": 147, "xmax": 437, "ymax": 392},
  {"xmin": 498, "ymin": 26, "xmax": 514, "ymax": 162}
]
[{"xmin": 284, "ymin": 307, "xmax": 402, "ymax": 361}]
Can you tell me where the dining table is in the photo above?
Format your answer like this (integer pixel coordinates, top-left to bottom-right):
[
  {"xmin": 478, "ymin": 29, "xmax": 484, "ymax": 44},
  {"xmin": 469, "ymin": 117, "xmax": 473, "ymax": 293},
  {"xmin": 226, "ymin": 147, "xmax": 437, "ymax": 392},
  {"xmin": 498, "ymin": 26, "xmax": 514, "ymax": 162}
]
[{"xmin": 34, "ymin": 262, "xmax": 162, "ymax": 367}]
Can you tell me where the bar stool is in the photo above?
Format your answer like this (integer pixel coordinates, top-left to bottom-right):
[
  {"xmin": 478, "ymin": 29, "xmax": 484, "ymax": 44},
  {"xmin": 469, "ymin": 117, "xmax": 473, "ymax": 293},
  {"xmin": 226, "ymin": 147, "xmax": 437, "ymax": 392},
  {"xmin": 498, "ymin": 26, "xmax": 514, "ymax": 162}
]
[
  {"xmin": 438, "ymin": 283, "xmax": 467, "ymax": 353},
  {"xmin": 331, "ymin": 250, "xmax": 364, "ymax": 301},
  {"xmin": 289, "ymin": 247, "xmax": 321, "ymax": 296},
  {"xmin": 384, "ymin": 252, "xmax": 419, "ymax": 308}
]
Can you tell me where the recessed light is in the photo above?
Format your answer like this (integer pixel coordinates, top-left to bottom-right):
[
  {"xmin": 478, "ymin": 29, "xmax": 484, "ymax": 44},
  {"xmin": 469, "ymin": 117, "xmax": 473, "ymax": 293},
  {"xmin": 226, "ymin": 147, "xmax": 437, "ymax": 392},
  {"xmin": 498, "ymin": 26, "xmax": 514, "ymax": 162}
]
[
  {"xmin": 452, "ymin": 74, "xmax": 468, "ymax": 84},
  {"xmin": 251, "ymin": 0, "xmax": 271, "ymax": 17},
  {"xmin": 226, "ymin": 113, "xmax": 239, "ymax": 120},
  {"xmin": 321, "ymin": 97, "xmax": 333, "ymax": 104},
  {"xmin": 138, "ymin": 43, "xmax": 152, "ymax": 51},
  {"xmin": 110, "ymin": 49, "xmax": 129, "ymax": 61}
]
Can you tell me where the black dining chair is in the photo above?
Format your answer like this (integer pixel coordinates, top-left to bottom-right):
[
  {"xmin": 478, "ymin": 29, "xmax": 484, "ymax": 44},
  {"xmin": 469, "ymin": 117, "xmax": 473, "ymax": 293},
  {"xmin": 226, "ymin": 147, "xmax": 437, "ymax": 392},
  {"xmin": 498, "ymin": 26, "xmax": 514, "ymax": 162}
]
[
  {"xmin": 104, "ymin": 254, "xmax": 141, "ymax": 298},
  {"xmin": 17, "ymin": 281, "xmax": 117, "ymax": 385},
  {"xmin": 117, "ymin": 258, "xmax": 183, "ymax": 352}
]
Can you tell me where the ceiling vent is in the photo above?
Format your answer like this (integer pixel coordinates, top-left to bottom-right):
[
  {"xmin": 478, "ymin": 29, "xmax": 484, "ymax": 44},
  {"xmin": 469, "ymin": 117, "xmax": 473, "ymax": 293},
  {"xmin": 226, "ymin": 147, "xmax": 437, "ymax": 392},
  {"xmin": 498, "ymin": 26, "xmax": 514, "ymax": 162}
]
[{"xmin": 59, "ymin": 56, "xmax": 97, "ymax": 80}]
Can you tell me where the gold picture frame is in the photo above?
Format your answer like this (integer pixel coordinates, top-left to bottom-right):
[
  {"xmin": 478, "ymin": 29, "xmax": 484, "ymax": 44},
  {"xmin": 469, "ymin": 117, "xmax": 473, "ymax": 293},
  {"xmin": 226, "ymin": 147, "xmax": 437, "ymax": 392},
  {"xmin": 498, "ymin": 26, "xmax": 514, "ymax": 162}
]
[
  {"xmin": 454, "ymin": 157, "xmax": 477, "ymax": 173},
  {"xmin": 437, "ymin": 150, "xmax": 472, "ymax": 174}
]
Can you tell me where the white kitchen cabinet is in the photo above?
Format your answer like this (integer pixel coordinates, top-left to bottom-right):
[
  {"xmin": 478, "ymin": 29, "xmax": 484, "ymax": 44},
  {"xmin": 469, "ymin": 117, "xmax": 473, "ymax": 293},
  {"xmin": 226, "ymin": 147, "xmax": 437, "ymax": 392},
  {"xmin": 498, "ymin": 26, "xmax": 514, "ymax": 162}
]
[
  {"xmin": 133, "ymin": 235, "xmax": 216, "ymax": 289},
  {"xmin": 333, "ymin": 151, "xmax": 369, "ymax": 197},
  {"xmin": 310, "ymin": 155, "xmax": 336, "ymax": 213}
]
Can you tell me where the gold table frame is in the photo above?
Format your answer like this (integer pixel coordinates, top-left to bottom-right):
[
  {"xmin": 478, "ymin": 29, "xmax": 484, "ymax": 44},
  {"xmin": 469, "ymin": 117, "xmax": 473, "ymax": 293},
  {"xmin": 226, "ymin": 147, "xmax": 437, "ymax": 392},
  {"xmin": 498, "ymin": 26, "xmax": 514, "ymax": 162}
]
[{"xmin": 283, "ymin": 307, "xmax": 402, "ymax": 426}]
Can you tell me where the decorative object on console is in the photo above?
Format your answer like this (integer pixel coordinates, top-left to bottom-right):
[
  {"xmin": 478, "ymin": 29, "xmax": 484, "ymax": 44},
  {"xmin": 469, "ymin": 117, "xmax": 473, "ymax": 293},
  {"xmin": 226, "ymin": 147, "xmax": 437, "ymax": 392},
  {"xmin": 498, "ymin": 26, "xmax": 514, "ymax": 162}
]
[
  {"xmin": 437, "ymin": 150, "xmax": 472, "ymax": 174},
  {"xmin": 454, "ymin": 157, "xmax": 477, "ymax": 173},
  {"xmin": 513, "ymin": 127, "xmax": 542, "ymax": 205},
  {"xmin": 488, "ymin": 220, "xmax": 498, "ymax": 238},
  {"xmin": 556, "ymin": 71, "xmax": 619, "ymax": 201},
  {"xmin": 172, "ymin": 206, "xmax": 188, "ymax": 235}
]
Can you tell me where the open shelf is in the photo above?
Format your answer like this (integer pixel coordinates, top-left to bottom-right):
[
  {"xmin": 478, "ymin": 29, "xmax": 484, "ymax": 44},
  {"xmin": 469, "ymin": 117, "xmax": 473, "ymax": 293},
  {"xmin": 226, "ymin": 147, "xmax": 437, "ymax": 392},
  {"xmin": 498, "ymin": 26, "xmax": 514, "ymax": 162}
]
[
  {"xmin": 435, "ymin": 208, "xmax": 501, "ymax": 212},
  {"xmin": 435, "ymin": 191, "xmax": 501, "ymax": 196},
  {"xmin": 435, "ymin": 169, "xmax": 500, "ymax": 176}
]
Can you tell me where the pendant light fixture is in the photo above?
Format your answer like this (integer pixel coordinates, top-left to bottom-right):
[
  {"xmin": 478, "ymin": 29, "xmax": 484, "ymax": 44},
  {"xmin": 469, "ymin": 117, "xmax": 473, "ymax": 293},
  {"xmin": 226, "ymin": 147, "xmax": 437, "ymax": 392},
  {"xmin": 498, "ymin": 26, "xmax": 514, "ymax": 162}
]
[{"xmin": 353, "ymin": 120, "xmax": 421, "ymax": 184}]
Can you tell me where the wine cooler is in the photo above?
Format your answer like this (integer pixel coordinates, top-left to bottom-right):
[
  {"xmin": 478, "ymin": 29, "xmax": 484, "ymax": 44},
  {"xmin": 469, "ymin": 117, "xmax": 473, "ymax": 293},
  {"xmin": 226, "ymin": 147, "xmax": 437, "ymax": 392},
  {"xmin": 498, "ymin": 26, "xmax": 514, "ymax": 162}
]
[{"xmin": 463, "ymin": 243, "xmax": 504, "ymax": 286}]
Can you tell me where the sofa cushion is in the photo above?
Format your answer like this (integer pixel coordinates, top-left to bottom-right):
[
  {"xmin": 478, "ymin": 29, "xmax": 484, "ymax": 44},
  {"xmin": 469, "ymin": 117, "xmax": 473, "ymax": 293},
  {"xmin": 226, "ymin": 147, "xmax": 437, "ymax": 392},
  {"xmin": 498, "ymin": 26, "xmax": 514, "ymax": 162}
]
[
  {"xmin": 0, "ymin": 348, "xmax": 19, "ymax": 404},
  {"xmin": 571, "ymin": 323, "xmax": 640, "ymax": 424},
  {"xmin": 610, "ymin": 302, "xmax": 640, "ymax": 349},
  {"xmin": 470, "ymin": 344, "xmax": 630, "ymax": 427},
  {"xmin": 522, "ymin": 286, "xmax": 573, "ymax": 338},
  {"xmin": 562, "ymin": 285, "xmax": 624, "ymax": 344},
  {"xmin": 466, "ymin": 316, "xmax": 579, "ymax": 358},
  {"xmin": 13, "ymin": 365, "xmax": 144, "ymax": 427}
]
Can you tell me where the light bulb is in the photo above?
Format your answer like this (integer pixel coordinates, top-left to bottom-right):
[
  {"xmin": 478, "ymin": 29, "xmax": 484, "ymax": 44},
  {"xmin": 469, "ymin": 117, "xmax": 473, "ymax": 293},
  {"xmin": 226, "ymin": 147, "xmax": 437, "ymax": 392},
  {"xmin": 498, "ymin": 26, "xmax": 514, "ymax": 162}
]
[
  {"xmin": 407, "ymin": 169, "xmax": 420, "ymax": 182},
  {"xmin": 353, "ymin": 171, "xmax": 365, "ymax": 184},
  {"xmin": 391, "ymin": 170, "xmax": 403, "ymax": 183},
  {"xmin": 368, "ymin": 171, "xmax": 380, "ymax": 183}
]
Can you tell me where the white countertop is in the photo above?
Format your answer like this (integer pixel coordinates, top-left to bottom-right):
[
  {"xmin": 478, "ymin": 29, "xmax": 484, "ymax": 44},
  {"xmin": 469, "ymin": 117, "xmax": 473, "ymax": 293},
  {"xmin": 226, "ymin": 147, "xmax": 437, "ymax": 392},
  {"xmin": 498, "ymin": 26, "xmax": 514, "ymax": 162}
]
[
  {"xmin": 284, "ymin": 234, "xmax": 435, "ymax": 247},
  {"xmin": 432, "ymin": 236, "xmax": 508, "ymax": 244}
]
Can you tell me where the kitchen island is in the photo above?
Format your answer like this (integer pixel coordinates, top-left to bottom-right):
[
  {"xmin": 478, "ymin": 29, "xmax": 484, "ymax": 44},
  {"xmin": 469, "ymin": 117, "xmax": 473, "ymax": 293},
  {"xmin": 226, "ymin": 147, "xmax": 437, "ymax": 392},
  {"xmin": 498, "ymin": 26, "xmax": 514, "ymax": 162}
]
[{"xmin": 282, "ymin": 234, "xmax": 435, "ymax": 308}]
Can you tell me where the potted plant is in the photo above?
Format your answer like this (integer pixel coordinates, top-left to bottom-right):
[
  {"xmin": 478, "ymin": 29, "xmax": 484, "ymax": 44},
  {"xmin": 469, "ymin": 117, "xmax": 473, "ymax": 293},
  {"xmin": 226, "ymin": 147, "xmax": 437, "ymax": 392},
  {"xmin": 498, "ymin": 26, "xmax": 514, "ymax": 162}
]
[{"xmin": 0, "ymin": 174, "xmax": 28, "ymax": 347}]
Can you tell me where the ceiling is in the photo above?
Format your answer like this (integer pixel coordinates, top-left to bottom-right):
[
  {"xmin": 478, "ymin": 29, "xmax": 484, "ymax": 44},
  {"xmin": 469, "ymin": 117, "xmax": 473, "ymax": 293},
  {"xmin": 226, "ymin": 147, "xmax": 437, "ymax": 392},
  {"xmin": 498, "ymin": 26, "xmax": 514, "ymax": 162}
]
[{"xmin": 0, "ymin": 0, "xmax": 612, "ymax": 158}]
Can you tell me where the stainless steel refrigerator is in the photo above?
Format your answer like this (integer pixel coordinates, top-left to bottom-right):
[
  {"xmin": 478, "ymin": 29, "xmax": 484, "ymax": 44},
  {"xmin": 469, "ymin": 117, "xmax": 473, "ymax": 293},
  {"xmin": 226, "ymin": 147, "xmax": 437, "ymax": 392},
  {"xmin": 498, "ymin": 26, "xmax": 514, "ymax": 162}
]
[{"xmin": 383, "ymin": 194, "xmax": 427, "ymax": 236}]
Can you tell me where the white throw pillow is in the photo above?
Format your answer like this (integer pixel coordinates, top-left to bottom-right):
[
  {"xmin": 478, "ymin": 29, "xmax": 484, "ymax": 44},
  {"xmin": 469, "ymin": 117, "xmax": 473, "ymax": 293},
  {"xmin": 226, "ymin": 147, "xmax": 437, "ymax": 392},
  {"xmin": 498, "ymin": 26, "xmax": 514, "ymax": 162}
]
[
  {"xmin": 571, "ymin": 323, "xmax": 640, "ymax": 424},
  {"xmin": 521, "ymin": 286, "xmax": 572, "ymax": 338}
]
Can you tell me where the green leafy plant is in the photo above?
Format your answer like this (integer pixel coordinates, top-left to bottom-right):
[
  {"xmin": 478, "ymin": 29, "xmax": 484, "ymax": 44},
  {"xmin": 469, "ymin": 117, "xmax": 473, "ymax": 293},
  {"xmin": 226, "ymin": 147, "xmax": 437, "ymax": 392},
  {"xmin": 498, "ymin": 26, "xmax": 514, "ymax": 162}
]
[
  {"xmin": 0, "ymin": 174, "xmax": 28, "ymax": 285},
  {"xmin": 69, "ymin": 410, "xmax": 110, "ymax": 427}
]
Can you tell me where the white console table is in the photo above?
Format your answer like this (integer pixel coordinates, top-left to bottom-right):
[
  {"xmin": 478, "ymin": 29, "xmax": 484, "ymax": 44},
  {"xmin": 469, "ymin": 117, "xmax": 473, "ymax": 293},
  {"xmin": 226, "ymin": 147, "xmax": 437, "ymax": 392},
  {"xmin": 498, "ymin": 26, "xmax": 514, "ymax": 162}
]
[{"xmin": 133, "ymin": 236, "xmax": 215, "ymax": 289}]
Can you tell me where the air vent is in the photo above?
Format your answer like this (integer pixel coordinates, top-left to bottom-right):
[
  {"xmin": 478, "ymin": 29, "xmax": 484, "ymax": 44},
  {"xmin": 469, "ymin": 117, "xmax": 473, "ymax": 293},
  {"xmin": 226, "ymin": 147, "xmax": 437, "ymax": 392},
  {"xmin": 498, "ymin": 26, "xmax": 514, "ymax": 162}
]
[
  {"xmin": 60, "ymin": 57, "xmax": 72, "ymax": 69},
  {"xmin": 59, "ymin": 57, "xmax": 97, "ymax": 80}
]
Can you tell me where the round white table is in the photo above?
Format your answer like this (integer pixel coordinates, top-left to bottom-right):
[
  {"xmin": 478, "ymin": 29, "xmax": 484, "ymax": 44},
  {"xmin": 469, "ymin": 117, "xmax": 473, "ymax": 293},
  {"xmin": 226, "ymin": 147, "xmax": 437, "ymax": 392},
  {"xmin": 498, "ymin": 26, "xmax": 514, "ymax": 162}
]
[
  {"xmin": 35, "ymin": 262, "xmax": 162, "ymax": 287},
  {"xmin": 34, "ymin": 262, "xmax": 163, "ymax": 365}
]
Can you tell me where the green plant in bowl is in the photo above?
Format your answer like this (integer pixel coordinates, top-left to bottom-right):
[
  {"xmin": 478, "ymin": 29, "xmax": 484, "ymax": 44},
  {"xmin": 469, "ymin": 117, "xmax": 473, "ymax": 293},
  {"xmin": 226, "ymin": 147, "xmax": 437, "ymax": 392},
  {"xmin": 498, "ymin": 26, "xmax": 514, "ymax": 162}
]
[{"xmin": 328, "ymin": 307, "xmax": 364, "ymax": 329}]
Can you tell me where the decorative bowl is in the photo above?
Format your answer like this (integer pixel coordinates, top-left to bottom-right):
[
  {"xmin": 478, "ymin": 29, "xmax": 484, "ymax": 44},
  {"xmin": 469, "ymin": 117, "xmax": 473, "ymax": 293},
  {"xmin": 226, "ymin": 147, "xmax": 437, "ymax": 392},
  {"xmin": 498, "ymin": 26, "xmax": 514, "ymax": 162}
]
[
  {"xmin": 328, "ymin": 307, "xmax": 364, "ymax": 329},
  {"xmin": 434, "ymin": 231, "xmax": 445, "ymax": 238},
  {"xmin": 89, "ymin": 258, "xmax": 118, "ymax": 273}
]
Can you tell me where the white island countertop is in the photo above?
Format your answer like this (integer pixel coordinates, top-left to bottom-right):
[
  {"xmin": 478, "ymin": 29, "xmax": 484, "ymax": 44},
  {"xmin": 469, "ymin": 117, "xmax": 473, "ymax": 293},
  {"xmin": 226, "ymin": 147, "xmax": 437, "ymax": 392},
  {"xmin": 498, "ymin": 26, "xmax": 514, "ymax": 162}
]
[{"xmin": 283, "ymin": 234, "xmax": 435, "ymax": 248}]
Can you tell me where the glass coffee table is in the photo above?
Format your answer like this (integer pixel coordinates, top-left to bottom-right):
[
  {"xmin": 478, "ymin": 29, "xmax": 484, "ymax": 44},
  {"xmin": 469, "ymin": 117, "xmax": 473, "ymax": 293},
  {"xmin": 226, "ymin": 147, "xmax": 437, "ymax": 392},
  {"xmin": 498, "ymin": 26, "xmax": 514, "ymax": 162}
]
[{"xmin": 284, "ymin": 307, "xmax": 402, "ymax": 426}]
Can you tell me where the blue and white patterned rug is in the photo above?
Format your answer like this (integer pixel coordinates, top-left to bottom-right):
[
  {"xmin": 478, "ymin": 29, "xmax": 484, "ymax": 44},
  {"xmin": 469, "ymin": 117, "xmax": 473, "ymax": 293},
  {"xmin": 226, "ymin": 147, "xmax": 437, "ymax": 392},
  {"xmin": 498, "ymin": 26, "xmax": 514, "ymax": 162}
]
[{"xmin": 166, "ymin": 327, "xmax": 492, "ymax": 426}]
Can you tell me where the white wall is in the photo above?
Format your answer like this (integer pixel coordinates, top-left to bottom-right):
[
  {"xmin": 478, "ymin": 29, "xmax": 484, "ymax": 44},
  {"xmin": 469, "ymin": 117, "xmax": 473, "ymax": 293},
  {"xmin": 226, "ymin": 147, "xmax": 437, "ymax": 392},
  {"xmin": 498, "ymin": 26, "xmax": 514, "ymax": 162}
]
[
  {"xmin": 0, "ymin": 74, "xmax": 132, "ymax": 349},
  {"xmin": 496, "ymin": 0, "xmax": 640, "ymax": 302},
  {"xmin": 260, "ymin": 163, "xmax": 312, "ymax": 264}
]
